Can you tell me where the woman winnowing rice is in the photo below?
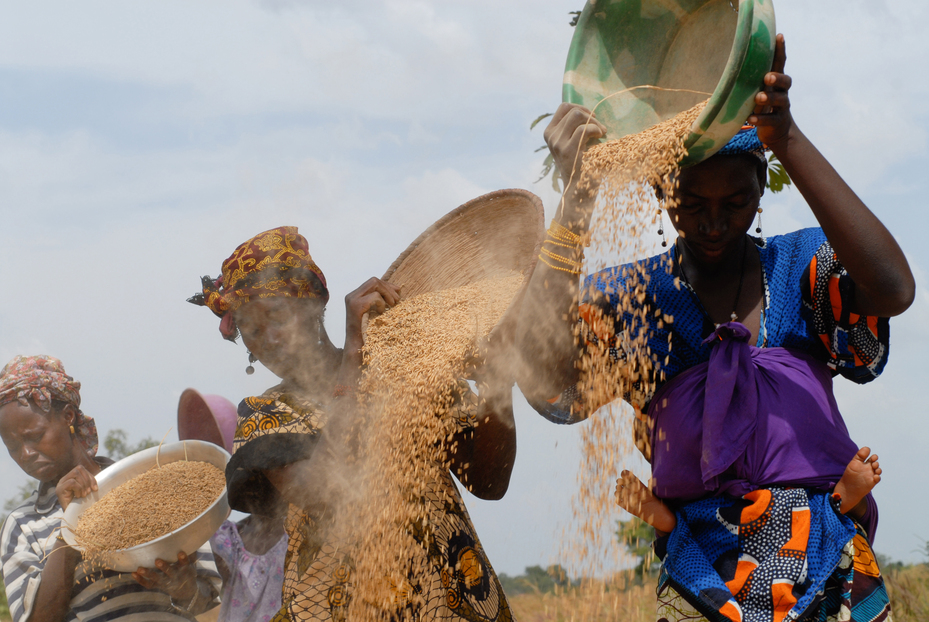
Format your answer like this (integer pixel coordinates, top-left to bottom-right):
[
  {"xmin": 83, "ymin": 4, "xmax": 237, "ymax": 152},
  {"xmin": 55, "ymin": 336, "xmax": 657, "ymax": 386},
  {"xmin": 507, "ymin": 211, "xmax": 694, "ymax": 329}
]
[
  {"xmin": 515, "ymin": 34, "xmax": 912, "ymax": 622},
  {"xmin": 190, "ymin": 226, "xmax": 517, "ymax": 622}
]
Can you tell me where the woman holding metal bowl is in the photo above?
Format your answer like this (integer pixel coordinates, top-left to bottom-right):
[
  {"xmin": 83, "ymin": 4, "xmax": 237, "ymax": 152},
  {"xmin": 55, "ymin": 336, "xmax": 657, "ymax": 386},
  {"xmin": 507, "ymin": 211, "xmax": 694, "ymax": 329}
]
[{"xmin": 0, "ymin": 355, "xmax": 221, "ymax": 622}]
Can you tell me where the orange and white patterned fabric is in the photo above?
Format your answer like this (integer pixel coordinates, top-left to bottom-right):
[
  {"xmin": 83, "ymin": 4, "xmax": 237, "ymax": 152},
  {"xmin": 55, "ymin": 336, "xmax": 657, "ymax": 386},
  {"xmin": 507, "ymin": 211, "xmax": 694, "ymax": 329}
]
[{"xmin": 230, "ymin": 385, "xmax": 514, "ymax": 622}]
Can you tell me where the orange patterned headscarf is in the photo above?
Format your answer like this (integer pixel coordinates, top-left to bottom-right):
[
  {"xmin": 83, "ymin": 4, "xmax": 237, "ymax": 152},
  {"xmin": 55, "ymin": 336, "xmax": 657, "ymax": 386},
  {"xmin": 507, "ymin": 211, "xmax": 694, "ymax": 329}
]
[{"xmin": 189, "ymin": 226, "xmax": 328, "ymax": 341}]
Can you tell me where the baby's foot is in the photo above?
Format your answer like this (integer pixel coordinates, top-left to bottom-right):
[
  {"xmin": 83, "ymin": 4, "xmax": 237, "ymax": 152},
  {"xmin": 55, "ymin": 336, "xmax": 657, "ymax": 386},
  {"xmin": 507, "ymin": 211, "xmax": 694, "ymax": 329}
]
[
  {"xmin": 615, "ymin": 470, "xmax": 677, "ymax": 534},
  {"xmin": 834, "ymin": 446, "xmax": 882, "ymax": 515}
]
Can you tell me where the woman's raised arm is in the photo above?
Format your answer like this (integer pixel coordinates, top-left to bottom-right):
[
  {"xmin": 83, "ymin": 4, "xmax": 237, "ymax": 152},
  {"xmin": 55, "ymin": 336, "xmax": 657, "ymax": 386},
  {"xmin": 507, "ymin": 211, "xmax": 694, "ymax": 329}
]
[
  {"xmin": 515, "ymin": 103, "xmax": 606, "ymax": 401},
  {"xmin": 750, "ymin": 34, "xmax": 915, "ymax": 317}
]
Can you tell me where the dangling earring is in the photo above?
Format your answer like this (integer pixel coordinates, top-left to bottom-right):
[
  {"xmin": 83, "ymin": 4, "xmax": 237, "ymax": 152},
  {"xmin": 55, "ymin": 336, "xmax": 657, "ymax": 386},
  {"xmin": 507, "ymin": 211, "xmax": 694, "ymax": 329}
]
[
  {"xmin": 657, "ymin": 209, "xmax": 668, "ymax": 247},
  {"xmin": 69, "ymin": 424, "xmax": 76, "ymax": 435},
  {"xmin": 755, "ymin": 207, "xmax": 763, "ymax": 236},
  {"xmin": 246, "ymin": 351, "xmax": 257, "ymax": 375},
  {"xmin": 317, "ymin": 318, "xmax": 324, "ymax": 347}
]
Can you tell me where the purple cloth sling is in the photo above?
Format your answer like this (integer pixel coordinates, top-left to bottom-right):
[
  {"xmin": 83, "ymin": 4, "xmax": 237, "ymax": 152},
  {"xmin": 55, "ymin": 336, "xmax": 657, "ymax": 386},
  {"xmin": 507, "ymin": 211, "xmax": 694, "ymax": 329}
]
[{"xmin": 649, "ymin": 322, "xmax": 878, "ymax": 540}]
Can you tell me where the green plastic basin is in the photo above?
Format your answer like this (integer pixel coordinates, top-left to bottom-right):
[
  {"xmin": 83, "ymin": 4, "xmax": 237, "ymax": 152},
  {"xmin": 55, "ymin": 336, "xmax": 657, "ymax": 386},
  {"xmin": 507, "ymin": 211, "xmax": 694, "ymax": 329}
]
[{"xmin": 563, "ymin": 0, "xmax": 776, "ymax": 167}]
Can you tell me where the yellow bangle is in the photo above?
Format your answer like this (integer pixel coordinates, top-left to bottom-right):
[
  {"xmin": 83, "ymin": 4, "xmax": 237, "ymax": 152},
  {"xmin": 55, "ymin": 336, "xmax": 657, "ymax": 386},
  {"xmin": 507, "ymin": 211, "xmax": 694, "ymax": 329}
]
[
  {"xmin": 547, "ymin": 220, "xmax": 583, "ymax": 245},
  {"xmin": 543, "ymin": 237, "xmax": 581, "ymax": 251},
  {"xmin": 538, "ymin": 254, "xmax": 582, "ymax": 275},
  {"xmin": 540, "ymin": 247, "xmax": 582, "ymax": 269}
]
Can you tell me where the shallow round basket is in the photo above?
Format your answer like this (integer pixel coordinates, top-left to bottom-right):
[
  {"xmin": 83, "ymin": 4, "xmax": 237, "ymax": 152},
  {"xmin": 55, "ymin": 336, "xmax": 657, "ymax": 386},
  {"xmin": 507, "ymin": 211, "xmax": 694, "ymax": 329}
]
[
  {"xmin": 563, "ymin": 0, "xmax": 776, "ymax": 166},
  {"xmin": 381, "ymin": 188, "xmax": 545, "ymax": 345},
  {"xmin": 61, "ymin": 440, "xmax": 231, "ymax": 572}
]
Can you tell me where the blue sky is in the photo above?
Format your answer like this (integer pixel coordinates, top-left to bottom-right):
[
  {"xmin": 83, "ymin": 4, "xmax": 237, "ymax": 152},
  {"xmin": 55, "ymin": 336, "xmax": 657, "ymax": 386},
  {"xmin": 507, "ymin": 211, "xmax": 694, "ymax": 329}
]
[{"xmin": 0, "ymin": 0, "xmax": 927, "ymax": 575}]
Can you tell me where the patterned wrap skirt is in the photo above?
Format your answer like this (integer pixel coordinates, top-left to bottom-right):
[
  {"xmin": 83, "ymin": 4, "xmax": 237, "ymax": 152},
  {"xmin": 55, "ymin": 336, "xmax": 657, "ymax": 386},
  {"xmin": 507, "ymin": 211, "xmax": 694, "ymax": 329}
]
[{"xmin": 654, "ymin": 488, "xmax": 892, "ymax": 622}]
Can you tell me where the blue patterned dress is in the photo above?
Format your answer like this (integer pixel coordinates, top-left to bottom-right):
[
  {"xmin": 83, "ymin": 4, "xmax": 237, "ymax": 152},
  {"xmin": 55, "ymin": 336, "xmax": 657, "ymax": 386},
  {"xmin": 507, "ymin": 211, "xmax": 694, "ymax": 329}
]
[{"xmin": 527, "ymin": 228, "xmax": 894, "ymax": 622}]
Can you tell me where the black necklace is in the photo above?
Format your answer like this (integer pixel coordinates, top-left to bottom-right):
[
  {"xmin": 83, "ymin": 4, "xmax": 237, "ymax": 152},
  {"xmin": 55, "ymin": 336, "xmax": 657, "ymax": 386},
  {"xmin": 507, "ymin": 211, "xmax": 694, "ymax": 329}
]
[{"xmin": 676, "ymin": 237, "xmax": 749, "ymax": 324}]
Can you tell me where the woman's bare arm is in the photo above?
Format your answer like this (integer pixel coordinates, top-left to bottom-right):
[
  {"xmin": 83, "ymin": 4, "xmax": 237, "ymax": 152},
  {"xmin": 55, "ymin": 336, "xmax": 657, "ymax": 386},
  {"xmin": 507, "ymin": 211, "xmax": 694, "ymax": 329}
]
[
  {"xmin": 750, "ymin": 34, "xmax": 915, "ymax": 317},
  {"xmin": 27, "ymin": 463, "xmax": 102, "ymax": 622},
  {"xmin": 515, "ymin": 103, "xmax": 606, "ymax": 400},
  {"xmin": 447, "ymin": 379, "xmax": 516, "ymax": 500},
  {"xmin": 27, "ymin": 539, "xmax": 81, "ymax": 622}
]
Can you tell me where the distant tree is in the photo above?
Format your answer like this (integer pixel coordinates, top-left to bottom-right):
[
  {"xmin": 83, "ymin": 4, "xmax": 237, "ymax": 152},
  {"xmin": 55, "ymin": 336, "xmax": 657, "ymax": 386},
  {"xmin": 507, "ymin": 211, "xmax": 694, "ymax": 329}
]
[
  {"xmin": 3, "ymin": 479, "xmax": 38, "ymax": 515},
  {"xmin": 498, "ymin": 564, "xmax": 574, "ymax": 595},
  {"xmin": 876, "ymin": 552, "xmax": 905, "ymax": 572},
  {"xmin": 103, "ymin": 429, "xmax": 158, "ymax": 461},
  {"xmin": 616, "ymin": 517, "xmax": 660, "ymax": 576},
  {"xmin": 766, "ymin": 153, "xmax": 792, "ymax": 193},
  {"xmin": 0, "ymin": 576, "xmax": 8, "ymax": 619},
  {"xmin": 1, "ymin": 479, "xmax": 39, "ymax": 533}
]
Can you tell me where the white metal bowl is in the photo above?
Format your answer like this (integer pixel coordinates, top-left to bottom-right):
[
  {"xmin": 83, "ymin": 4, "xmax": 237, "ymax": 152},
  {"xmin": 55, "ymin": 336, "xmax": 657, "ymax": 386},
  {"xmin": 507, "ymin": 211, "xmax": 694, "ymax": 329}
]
[{"xmin": 61, "ymin": 440, "xmax": 231, "ymax": 572}]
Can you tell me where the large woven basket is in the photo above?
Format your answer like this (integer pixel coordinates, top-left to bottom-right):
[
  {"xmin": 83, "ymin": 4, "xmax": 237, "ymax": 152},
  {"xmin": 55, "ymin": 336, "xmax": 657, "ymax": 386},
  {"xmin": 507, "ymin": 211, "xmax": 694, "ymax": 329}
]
[{"xmin": 381, "ymin": 188, "xmax": 544, "ymax": 346}]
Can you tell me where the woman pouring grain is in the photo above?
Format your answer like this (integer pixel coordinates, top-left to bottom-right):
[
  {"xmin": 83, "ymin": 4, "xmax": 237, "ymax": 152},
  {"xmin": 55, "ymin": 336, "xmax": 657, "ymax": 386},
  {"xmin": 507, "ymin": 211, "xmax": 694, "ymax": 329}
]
[
  {"xmin": 189, "ymin": 226, "xmax": 516, "ymax": 621},
  {"xmin": 516, "ymin": 34, "xmax": 912, "ymax": 621},
  {"xmin": 0, "ymin": 355, "xmax": 222, "ymax": 622}
]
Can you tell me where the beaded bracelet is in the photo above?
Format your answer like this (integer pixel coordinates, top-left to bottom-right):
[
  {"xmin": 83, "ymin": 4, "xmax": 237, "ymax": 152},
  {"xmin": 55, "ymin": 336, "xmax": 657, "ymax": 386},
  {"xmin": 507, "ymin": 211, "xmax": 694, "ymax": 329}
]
[
  {"xmin": 538, "ymin": 220, "xmax": 585, "ymax": 275},
  {"xmin": 547, "ymin": 220, "xmax": 583, "ymax": 245},
  {"xmin": 538, "ymin": 255, "xmax": 582, "ymax": 275},
  {"xmin": 540, "ymin": 247, "xmax": 583, "ymax": 271}
]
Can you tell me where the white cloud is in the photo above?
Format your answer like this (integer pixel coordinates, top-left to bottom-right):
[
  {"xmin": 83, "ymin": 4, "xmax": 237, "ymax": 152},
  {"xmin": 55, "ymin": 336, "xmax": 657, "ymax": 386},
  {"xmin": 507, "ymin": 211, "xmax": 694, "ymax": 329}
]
[
  {"xmin": 407, "ymin": 120, "xmax": 440, "ymax": 145},
  {"xmin": 775, "ymin": 1, "xmax": 929, "ymax": 189},
  {"xmin": 0, "ymin": 0, "xmax": 574, "ymax": 124}
]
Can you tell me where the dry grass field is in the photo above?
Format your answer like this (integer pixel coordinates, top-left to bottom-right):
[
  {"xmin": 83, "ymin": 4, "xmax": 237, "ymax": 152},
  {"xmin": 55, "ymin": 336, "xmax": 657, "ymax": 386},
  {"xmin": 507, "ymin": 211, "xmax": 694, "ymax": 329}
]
[
  {"xmin": 507, "ymin": 579, "xmax": 655, "ymax": 622},
  {"xmin": 0, "ymin": 564, "xmax": 925, "ymax": 622},
  {"xmin": 504, "ymin": 565, "xmax": 929, "ymax": 622},
  {"xmin": 884, "ymin": 563, "xmax": 929, "ymax": 621}
]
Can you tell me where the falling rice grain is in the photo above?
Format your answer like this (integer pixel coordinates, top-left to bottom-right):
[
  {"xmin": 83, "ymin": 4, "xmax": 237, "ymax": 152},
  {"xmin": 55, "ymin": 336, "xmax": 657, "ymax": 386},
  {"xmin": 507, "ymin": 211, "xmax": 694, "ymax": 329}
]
[
  {"xmin": 341, "ymin": 272, "xmax": 524, "ymax": 620},
  {"xmin": 555, "ymin": 102, "xmax": 708, "ymax": 598}
]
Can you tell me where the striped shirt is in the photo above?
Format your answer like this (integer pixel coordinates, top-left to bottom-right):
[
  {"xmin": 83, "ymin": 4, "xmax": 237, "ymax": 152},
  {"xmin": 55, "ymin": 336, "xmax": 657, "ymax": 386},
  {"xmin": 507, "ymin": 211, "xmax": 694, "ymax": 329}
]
[{"xmin": 1, "ymin": 462, "xmax": 222, "ymax": 622}]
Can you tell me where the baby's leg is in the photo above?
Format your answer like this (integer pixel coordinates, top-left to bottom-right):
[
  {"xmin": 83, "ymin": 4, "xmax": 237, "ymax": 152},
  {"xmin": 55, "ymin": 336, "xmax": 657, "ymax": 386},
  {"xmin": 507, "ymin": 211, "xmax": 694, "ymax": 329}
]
[
  {"xmin": 833, "ymin": 446, "xmax": 882, "ymax": 517},
  {"xmin": 615, "ymin": 470, "xmax": 677, "ymax": 534}
]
